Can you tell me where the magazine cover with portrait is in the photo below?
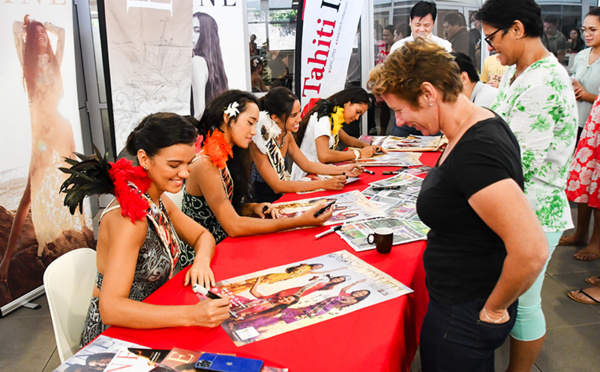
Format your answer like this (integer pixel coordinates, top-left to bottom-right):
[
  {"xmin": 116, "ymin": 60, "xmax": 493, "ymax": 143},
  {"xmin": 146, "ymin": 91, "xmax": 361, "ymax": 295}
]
[
  {"xmin": 208, "ymin": 250, "xmax": 412, "ymax": 346},
  {"xmin": 0, "ymin": 0, "xmax": 94, "ymax": 310}
]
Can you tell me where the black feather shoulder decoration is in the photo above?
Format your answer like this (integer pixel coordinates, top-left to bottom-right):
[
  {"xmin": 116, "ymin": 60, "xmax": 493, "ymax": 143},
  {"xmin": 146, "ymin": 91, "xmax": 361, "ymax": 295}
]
[{"xmin": 59, "ymin": 146, "xmax": 115, "ymax": 215}]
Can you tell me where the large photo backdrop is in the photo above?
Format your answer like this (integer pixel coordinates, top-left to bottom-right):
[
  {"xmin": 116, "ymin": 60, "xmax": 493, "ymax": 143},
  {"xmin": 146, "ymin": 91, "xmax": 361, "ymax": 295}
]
[
  {"xmin": 104, "ymin": 0, "xmax": 193, "ymax": 153},
  {"xmin": 192, "ymin": 0, "xmax": 249, "ymax": 119},
  {"xmin": 0, "ymin": 0, "xmax": 93, "ymax": 312},
  {"xmin": 105, "ymin": 0, "xmax": 250, "ymax": 153}
]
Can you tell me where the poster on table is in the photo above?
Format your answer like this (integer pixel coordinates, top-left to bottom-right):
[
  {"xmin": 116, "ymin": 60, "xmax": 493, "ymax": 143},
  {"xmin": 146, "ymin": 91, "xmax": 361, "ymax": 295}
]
[
  {"xmin": 103, "ymin": 0, "xmax": 193, "ymax": 153},
  {"xmin": 273, "ymin": 190, "xmax": 384, "ymax": 225},
  {"xmin": 336, "ymin": 217, "xmax": 429, "ymax": 252},
  {"xmin": 54, "ymin": 335, "xmax": 144, "ymax": 372},
  {"xmin": 296, "ymin": 0, "xmax": 365, "ymax": 107},
  {"xmin": 0, "ymin": 0, "xmax": 94, "ymax": 313},
  {"xmin": 210, "ymin": 250, "xmax": 412, "ymax": 346}
]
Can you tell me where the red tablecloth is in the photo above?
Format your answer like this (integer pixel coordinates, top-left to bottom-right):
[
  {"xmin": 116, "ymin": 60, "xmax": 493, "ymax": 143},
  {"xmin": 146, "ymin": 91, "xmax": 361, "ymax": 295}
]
[{"xmin": 104, "ymin": 152, "xmax": 439, "ymax": 372}]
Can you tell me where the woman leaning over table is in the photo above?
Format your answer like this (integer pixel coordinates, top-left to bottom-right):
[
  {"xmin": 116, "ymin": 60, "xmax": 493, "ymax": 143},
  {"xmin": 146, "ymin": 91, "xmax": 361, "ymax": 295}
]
[
  {"xmin": 60, "ymin": 113, "xmax": 231, "ymax": 347},
  {"xmin": 476, "ymin": 1, "xmax": 577, "ymax": 370},
  {"xmin": 368, "ymin": 38, "xmax": 548, "ymax": 371},
  {"xmin": 250, "ymin": 87, "xmax": 362, "ymax": 203},
  {"xmin": 290, "ymin": 87, "xmax": 384, "ymax": 181},
  {"xmin": 180, "ymin": 90, "xmax": 333, "ymax": 263}
]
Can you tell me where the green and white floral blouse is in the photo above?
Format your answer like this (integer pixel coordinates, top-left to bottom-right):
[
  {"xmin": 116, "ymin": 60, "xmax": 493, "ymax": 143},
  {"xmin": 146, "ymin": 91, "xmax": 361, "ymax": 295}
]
[{"xmin": 491, "ymin": 54, "xmax": 577, "ymax": 232}]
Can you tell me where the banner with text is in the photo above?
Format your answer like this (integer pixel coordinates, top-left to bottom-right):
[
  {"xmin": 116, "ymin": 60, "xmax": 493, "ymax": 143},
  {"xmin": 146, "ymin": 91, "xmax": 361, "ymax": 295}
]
[{"xmin": 297, "ymin": 0, "xmax": 364, "ymax": 107}]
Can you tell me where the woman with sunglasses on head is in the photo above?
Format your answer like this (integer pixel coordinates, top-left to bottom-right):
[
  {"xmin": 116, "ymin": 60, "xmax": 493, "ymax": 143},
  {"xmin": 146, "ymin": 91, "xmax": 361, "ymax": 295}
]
[
  {"xmin": 60, "ymin": 113, "xmax": 231, "ymax": 348},
  {"xmin": 476, "ymin": 1, "xmax": 577, "ymax": 371},
  {"xmin": 291, "ymin": 87, "xmax": 383, "ymax": 181},
  {"xmin": 250, "ymin": 87, "xmax": 362, "ymax": 203},
  {"xmin": 180, "ymin": 90, "xmax": 333, "ymax": 265}
]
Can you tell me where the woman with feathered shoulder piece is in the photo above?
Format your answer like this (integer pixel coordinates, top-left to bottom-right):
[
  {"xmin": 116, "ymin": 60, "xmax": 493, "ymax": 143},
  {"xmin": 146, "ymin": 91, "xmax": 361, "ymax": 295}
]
[{"xmin": 60, "ymin": 113, "xmax": 230, "ymax": 348}]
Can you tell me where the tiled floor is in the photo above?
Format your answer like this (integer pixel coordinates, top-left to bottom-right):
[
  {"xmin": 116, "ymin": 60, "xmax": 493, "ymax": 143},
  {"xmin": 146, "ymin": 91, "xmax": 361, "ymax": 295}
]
[{"xmin": 2, "ymin": 204, "xmax": 600, "ymax": 371}]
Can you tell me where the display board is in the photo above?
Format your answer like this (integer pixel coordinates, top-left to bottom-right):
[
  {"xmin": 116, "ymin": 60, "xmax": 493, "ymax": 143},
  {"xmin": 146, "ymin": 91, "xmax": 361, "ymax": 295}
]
[{"xmin": 0, "ymin": 0, "xmax": 93, "ymax": 315}]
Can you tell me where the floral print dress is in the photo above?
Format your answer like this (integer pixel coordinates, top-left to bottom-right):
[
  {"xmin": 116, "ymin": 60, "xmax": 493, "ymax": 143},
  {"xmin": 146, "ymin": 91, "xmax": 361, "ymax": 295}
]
[
  {"xmin": 490, "ymin": 54, "xmax": 577, "ymax": 232},
  {"xmin": 566, "ymin": 96, "xmax": 600, "ymax": 208}
]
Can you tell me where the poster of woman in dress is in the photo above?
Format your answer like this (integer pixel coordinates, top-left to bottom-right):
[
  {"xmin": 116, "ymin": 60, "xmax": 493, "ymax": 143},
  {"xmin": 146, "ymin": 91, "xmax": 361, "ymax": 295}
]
[{"xmin": 0, "ymin": 1, "xmax": 93, "ymax": 309}]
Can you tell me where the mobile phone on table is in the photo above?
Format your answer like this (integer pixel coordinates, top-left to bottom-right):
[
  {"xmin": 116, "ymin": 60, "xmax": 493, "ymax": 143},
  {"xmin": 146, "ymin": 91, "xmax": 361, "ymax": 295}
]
[
  {"xmin": 195, "ymin": 353, "xmax": 263, "ymax": 372},
  {"xmin": 313, "ymin": 200, "xmax": 336, "ymax": 217}
]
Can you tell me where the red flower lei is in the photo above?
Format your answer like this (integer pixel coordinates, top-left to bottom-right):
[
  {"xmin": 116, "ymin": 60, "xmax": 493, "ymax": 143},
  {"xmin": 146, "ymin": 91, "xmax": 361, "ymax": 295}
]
[
  {"xmin": 108, "ymin": 158, "xmax": 152, "ymax": 223},
  {"xmin": 203, "ymin": 130, "xmax": 233, "ymax": 169}
]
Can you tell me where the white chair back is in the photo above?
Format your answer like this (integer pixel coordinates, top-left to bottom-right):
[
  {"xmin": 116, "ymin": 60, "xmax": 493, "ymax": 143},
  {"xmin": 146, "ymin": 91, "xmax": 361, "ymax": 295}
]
[{"xmin": 43, "ymin": 248, "xmax": 96, "ymax": 363}]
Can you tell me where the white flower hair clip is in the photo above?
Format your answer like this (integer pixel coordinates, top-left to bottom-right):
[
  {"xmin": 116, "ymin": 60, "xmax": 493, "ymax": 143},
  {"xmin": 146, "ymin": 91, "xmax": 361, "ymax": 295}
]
[{"xmin": 224, "ymin": 101, "xmax": 240, "ymax": 118}]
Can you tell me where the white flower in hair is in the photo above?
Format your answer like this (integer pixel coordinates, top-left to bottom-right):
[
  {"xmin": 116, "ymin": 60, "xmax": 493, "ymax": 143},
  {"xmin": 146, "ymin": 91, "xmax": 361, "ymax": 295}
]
[
  {"xmin": 252, "ymin": 111, "xmax": 282, "ymax": 154},
  {"xmin": 224, "ymin": 101, "xmax": 240, "ymax": 117}
]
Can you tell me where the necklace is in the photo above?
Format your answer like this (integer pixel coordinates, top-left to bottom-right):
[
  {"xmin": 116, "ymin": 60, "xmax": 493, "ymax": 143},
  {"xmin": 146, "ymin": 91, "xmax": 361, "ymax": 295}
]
[{"xmin": 275, "ymin": 130, "xmax": 286, "ymax": 149}]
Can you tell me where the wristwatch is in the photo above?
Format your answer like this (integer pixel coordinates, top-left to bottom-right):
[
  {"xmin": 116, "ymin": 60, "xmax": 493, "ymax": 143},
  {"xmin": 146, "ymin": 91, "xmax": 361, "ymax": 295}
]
[{"xmin": 353, "ymin": 149, "xmax": 361, "ymax": 160}]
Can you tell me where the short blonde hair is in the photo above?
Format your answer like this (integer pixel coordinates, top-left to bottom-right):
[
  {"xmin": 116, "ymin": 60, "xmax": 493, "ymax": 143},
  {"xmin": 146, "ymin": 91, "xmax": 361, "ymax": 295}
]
[{"xmin": 368, "ymin": 38, "xmax": 463, "ymax": 108}]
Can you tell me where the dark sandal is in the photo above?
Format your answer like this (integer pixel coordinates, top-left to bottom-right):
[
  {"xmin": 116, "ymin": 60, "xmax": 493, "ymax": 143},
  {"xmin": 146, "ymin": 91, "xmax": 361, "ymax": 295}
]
[{"xmin": 567, "ymin": 289, "xmax": 600, "ymax": 305}]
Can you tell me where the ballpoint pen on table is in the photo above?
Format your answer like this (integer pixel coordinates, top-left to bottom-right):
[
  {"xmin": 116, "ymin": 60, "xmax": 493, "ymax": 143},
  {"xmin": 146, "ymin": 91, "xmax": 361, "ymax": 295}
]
[
  {"xmin": 372, "ymin": 185, "xmax": 403, "ymax": 191},
  {"xmin": 315, "ymin": 225, "xmax": 343, "ymax": 239},
  {"xmin": 363, "ymin": 169, "xmax": 375, "ymax": 175}
]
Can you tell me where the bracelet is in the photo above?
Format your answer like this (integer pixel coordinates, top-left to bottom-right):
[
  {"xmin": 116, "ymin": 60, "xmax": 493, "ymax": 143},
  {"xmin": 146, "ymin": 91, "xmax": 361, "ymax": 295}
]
[
  {"xmin": 482, "ymin": 307, "xmax": 508, "ymax": 324},
  {"xmin": 353, "ymin": 149, "xmax": 361, "ymax": 160}
]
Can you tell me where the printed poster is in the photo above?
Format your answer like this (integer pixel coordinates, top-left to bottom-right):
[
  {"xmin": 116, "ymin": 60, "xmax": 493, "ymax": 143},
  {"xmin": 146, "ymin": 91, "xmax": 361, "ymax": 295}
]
[
  {"xmin": 273, "ymin": 190, "xmax": 384, "ymax": 225},
  {"xmin": 336, "ymin": 217, "xmax": 429, "ymax": 252},
  {"xmin": 208, "ymin": 250, "xmax": 412, "ymax": 346},
  {"xmin": 104, "ymin": 0, "xmax": 193, "ymax": 153},
  {"xmin": 53, "ymin": 335, "xmax": 144, "ymax": 372},
  {"xmin": 0, "ymin": 0, "xmax": 94, "ymax": 312}
]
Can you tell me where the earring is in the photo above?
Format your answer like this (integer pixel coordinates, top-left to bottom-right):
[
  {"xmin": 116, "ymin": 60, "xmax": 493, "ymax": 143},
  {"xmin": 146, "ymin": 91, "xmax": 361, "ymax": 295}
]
[
  {"xmin": 428, "ymin": 102, "xmax": 433, "ymax": 107},
  {"xmin": 143, "ymin": 165, "xmax": 148, "ymax": 171}
]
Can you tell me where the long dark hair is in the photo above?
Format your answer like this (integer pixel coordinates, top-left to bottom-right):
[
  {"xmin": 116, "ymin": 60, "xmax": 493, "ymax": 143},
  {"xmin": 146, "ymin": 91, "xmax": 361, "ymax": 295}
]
[
  {"xmin": 197, "ymin": 90, "xmax": 259, "ymax": 212},
  {"xmin": 285, "ymin": 263, "xmax": 322, "ymax": 274},
  {"xmin": 259, "ymin": 87, "xmax": 297, "ymax": 141},
  {"xmin": 23, "ymin": 20, "xmax": 61, "ymax": 99},
  {"xmin": 296, "ymin": 87, "xmax": 370, "ymax": 148},
  {"xmin": 193, "ymin": 12, "xmax": 229, "ymax": 105}
]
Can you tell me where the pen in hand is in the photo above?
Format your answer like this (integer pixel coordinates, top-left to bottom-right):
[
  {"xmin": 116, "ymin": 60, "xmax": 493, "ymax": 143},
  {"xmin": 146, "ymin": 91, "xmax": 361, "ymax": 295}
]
[
  {"xmin": 193, "ymin": 284, "xmax": 239, "ymax": 318},
  {"xmin": 314, "ymin": 200, "xmax": 336, "ymax": 217}
]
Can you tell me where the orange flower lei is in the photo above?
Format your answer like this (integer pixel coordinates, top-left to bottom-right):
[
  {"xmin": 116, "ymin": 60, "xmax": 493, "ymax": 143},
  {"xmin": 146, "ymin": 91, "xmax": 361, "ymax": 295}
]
[{"xmin": 203, "ymin": 129, "xmax": 233, "ymax": 169}]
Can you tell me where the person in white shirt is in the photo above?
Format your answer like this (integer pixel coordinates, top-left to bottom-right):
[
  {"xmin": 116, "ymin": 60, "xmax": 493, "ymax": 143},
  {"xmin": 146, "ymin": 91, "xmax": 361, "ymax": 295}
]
[
  {"xmin": 390, "ymin": 1, "xmax": 452, "ymax": 55},
  {"xmin": 390, "ymin": 1, "xmax": 451, "ymax": 137},
  {"xmin": 452, "ymin": 52, "xmax": 498, "ymax": 109}
]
